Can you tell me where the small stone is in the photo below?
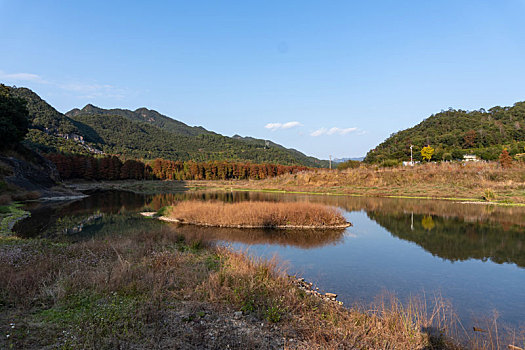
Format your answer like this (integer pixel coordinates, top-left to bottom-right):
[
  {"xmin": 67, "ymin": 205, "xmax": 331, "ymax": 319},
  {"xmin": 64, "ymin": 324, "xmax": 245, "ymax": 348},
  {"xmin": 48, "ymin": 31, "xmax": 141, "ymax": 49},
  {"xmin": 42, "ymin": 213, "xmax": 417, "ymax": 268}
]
[
  {"xmin": 234, "ymin": 311, "xmax": 242, "ymax": 319},
  {"xmin": 325, "ymin": 292, "xmax": 337, "ymax": 298}
]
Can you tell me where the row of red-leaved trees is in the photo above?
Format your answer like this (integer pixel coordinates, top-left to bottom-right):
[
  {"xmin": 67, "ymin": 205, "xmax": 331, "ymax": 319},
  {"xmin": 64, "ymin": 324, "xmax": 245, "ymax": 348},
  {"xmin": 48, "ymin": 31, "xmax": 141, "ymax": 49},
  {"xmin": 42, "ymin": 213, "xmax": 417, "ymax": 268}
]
[{"xmin": 46, "ymin": 154, "xmax": 310, "ymax": 181}]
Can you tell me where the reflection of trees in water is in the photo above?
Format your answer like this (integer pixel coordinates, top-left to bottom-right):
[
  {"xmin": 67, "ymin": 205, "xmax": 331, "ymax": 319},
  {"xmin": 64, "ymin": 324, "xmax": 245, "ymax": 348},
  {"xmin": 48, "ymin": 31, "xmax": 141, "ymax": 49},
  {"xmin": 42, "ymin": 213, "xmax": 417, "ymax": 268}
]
[
  {"xmin": 171, "ymin": 224, "xmax": 345, "ymax": 249},
  {"xmin": 15, "ymin": 191, "xmax": 159, "ymax": 239},
  {"xmin": 146, "ymin": 191, "xmax": 279, "ymax": 210},
  {"xmin": 18, "ymin": 212, "xmax": 164, "ymax": 241},
  {"xmin": 421, "ymin": 216, "xmax": 435, "ymax": 231},
  {"xmin": 368, "ymin": 212, "xmax": 525, "ymax": 268},
  {"xmin": 18, "ymin": 209, "xmax": 344, "ymax": 248},
  {"xmin": 16, "ymin": 190, "xmax": 525, "ymax": 255},
  {"xmin": 61, "ymin": 213, "xmax": 164, "ymax": 242},
  {"xmin": 145, "ymin": 191, "xmax": 525, "ymax": 228}
]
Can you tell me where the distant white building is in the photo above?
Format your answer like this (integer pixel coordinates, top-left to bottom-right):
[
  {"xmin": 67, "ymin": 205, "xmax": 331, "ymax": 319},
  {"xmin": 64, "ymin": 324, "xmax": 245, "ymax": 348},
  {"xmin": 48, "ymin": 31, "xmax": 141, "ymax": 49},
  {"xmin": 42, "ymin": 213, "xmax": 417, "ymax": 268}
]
[
  {"xmin": 402, "ymin": 161, "xmax": 421, "ymax": 166},
  {"xmin": 463, "ymin": 154, "xmax": 479, "ymax": 162}
]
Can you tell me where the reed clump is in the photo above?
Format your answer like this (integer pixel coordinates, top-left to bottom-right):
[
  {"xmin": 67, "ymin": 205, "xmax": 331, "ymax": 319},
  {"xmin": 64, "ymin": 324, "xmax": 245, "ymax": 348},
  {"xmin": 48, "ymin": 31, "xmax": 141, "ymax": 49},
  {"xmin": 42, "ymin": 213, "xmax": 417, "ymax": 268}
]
[{"xmin": 165, "ymin": 200, "xmax": 349, "ymax": 228}]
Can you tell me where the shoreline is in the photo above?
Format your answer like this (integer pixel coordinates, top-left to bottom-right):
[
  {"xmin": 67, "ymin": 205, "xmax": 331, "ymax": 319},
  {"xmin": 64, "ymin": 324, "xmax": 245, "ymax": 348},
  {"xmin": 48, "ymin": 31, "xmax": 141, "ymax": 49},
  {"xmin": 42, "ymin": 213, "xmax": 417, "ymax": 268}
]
[
  {"xmin": 141, "ymin": 212, "xmax": 352, "ymax": 229},
  {"xmin": 2, "ymin": 206, "xmax": 523, "ymax": 348},
  {"xmin": 0, "ymin": 227, "xmax": 461, "ymax": 349},
  {"xmin": 66, "ymin": 179, "xmax": 525, "ymax": 207}
]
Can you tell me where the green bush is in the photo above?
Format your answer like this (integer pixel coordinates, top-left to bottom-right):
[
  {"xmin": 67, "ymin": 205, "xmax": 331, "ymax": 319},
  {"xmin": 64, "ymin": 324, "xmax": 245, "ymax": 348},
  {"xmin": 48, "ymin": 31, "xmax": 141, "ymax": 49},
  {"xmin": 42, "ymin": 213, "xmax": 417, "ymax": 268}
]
[{"xmin": 337, "ymin": 160, "xmax": 361, "ymax": 170}]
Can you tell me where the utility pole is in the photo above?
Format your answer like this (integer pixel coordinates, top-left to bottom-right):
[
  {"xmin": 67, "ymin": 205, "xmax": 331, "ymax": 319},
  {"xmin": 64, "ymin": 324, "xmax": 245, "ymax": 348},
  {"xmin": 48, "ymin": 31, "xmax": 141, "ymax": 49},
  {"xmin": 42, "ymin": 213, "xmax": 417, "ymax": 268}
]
[
  {"xmin": 329, "ymin": 155, "xmax": 332, "ymax": 170},
  {"xmin": 410, "ymin": 145, "xmax": 413, "ymax": 165}
]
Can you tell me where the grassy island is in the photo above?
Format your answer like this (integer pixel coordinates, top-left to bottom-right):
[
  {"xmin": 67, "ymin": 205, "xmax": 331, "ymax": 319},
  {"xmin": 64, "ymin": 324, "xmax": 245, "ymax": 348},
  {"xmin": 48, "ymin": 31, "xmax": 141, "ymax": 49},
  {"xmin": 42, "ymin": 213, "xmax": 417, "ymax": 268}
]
[{"xmin": 157, "ymin": 200, "xmax": 351, "ymax": 229}]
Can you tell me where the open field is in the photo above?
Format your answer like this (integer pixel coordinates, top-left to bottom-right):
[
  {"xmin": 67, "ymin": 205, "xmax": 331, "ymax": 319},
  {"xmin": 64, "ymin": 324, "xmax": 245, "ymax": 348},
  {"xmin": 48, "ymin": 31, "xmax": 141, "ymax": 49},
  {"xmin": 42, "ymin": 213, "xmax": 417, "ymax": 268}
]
[
  {"xmin": 67, "ymin": 162, "xmax": 525, "ymax": 205},
  {"xmin": 4, "ymin": 224, "xmax": 523, "ymax": 349},
  {"xmin": 161, "ymin": 200, "xmax": 350, "ymax": 229},
  {"xmin": 192, "ymin": 162, "xmax": 525, "ymax": 205}
]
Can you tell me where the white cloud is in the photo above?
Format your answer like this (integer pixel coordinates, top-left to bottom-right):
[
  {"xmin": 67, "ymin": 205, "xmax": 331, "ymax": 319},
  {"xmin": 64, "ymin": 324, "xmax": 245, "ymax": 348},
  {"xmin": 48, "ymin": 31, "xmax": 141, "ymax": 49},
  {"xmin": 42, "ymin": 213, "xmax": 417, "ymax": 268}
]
[
  {"xmin": 59, "ymin": 83, "xmax": 114, "ymax": 92},
  {"xmin": 0, "ymin": 69, "xmax": 127, "ymax": 100},
  {"xmin": 265, "ymin": 121, "xmax": 302, "ymax": 131},
  {"xmin": 310, "ymin": 126, "xmax": 358, "ymax": 136},
  {"xmin": 0, "ymin": 70, "xmax": 47, "ymax": 83},
  {"xmin": 310, "ymin": 127, "xmax": 327, "ymax": 136},
  {"xmin": 58, "ymin": 83, "xmax": 125, "ymax": 99}
]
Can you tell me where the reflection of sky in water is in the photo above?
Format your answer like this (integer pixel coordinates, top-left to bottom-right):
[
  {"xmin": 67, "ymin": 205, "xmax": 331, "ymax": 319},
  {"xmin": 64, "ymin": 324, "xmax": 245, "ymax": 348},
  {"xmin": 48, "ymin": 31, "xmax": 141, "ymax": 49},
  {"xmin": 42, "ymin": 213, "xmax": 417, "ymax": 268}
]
[
  {"xmin": 15, "ymin": 190, "xmax": 525, "ymax": 328},
  {"xmin": 227, "ymin": 211, "xmax": 525, "ymax": 328}
]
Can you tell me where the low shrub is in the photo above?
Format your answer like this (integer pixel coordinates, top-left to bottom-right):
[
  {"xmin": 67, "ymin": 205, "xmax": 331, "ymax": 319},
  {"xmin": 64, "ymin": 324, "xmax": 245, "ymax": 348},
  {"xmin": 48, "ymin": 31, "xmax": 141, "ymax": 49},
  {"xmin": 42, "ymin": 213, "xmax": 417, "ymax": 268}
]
[
  {"xmin": 0, "ymin": 194, "xmax": 12, "ymax": 206},
  {"xmin": 337, "ymin": 159, "xmax": 361, "ymax": 170},
  {"xmin": 12, "ymin": 191, "xmax": 41, "ymax": 201}
]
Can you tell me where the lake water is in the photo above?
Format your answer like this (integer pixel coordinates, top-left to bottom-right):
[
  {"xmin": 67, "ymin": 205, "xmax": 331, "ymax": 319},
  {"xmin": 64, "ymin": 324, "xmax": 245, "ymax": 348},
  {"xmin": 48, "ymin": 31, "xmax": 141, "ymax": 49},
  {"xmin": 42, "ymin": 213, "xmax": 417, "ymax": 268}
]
[{"xmin": 14, "ymin": 190, "xmax": 525, "ymax": 329}]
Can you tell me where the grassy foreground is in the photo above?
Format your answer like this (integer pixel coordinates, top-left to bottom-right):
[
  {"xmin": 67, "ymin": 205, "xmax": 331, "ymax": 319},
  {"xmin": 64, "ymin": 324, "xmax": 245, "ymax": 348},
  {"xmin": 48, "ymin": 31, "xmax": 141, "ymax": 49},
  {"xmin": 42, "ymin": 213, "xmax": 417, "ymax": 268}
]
[
  {"xmin": 162, "ymin": 200, "xmax": 350, "ymax": 228},
  {"xmin": 2, "ymin": 224, "xmax": 523, "ymax": 349},
  {"xmin": 0, "ymin": 224, "xmax": 466, "ymax": 349}
]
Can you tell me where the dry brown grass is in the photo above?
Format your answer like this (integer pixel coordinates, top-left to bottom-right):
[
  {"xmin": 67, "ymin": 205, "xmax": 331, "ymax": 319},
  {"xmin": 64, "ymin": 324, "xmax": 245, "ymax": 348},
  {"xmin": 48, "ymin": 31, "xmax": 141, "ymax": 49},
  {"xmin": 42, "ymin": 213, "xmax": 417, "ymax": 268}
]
[
  {"xmin": 202, "ymin": 248, "xmax": 437, "ymax": 349},
  {"xmin": 186, "ymin": 162, "xmax": 525, "ymax": 204},
  {"xmin": 166, "ymin": 200, "xmax": 349, "ymax": 228},
  {"xmin": 202, "ymin": 248, "xmax": 525, "ymax": 350},
  {"xmin": 1, "ymin": 228, "xmax": 523, "ymax": 349}
]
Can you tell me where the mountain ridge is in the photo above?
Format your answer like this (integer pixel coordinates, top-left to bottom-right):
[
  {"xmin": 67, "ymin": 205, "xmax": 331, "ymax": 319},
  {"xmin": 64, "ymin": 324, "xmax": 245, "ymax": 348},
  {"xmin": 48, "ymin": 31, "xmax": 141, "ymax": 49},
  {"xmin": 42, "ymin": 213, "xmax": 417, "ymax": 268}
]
[
  {"xmin": 6, "ymin": 86, "xmax": 328, "ymax": 167},
  {"xmin": 66, "ymin": 104, "xmax": 214, "ymax": 137}
]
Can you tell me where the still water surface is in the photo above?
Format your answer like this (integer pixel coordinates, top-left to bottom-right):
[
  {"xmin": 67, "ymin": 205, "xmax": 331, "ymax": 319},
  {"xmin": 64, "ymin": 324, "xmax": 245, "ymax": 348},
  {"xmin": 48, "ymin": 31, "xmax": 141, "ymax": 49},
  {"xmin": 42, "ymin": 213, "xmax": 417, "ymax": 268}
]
[{"xmin": 14, "ymin": 190, "xmax": 525, "ymax": 328}]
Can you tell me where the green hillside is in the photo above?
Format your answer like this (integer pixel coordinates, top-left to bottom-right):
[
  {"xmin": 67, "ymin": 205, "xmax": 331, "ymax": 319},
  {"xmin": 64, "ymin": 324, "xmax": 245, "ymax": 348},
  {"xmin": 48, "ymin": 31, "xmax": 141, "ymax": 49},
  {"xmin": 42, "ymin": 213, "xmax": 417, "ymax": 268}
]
[
  {"xmin": 5, "ymin": 85, "xmax": 327, "ymax": 167},
  {"xmin": 365, "ymin": 102, "xmax": 525, "ymax": 163},
  {"xmin": 69, "ymin": 112, "xmax": 324, "ymax": 164},
  {"xmin": 9, "ymin": 87, "xmax": 80, "ymax": 134},
  {"xmin": 66, "ymin": 104, "xmax": 213, "ymax": 137},
  {"xmin": 67, "ymin": 106, "xmax": 326, "ymax": 166}
]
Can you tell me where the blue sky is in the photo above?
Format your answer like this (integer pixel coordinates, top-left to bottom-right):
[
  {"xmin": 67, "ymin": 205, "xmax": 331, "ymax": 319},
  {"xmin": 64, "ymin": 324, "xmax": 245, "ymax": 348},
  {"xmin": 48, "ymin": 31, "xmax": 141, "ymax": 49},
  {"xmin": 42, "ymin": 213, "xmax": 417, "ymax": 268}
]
[{"xmin": 1, "ymin": 0, "xmax": 525, "ymax": 159}]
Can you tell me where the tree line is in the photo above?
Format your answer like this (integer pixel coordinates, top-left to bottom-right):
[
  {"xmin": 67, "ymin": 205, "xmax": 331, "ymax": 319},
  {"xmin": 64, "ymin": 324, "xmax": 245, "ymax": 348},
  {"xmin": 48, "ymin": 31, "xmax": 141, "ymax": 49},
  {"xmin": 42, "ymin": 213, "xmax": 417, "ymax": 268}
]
[{"xmin": 46, "ymin": 154, "xmax": 310, "ymax": 181}]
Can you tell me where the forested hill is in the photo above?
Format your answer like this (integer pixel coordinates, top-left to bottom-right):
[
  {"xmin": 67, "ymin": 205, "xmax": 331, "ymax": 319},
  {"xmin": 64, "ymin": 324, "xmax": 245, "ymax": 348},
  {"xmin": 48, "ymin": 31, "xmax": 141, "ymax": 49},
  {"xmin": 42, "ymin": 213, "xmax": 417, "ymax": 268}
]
[
  {"xmin": 5, "ymin": 85, "xmax": 328, "ymax": 167},
  {"xmin": 364, "ymin": 102, "xmax": 525, "ymax": 163},
  {"xmin": 9, "ymin": 87, "xmax": 80, "ymax": 134},
  {"xmin": 66, "ymin": 104, "xmax": 213, "ymax": 137}
]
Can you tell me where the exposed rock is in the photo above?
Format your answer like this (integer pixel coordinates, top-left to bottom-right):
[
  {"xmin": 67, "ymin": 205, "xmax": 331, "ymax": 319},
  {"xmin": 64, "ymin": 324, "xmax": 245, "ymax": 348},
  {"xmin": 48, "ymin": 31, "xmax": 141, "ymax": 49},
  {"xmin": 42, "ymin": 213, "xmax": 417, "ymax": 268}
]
[
  {"xmin": 140, "ymin": 212, "xmax": 158, "ymax": 218},
  {"xmin": 291, "ymin": 276, "xmax": 342, "ymax": 305},
  {"xmin": 0, "ymin": 146, "xmax": 82, "ymax": 199}
]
